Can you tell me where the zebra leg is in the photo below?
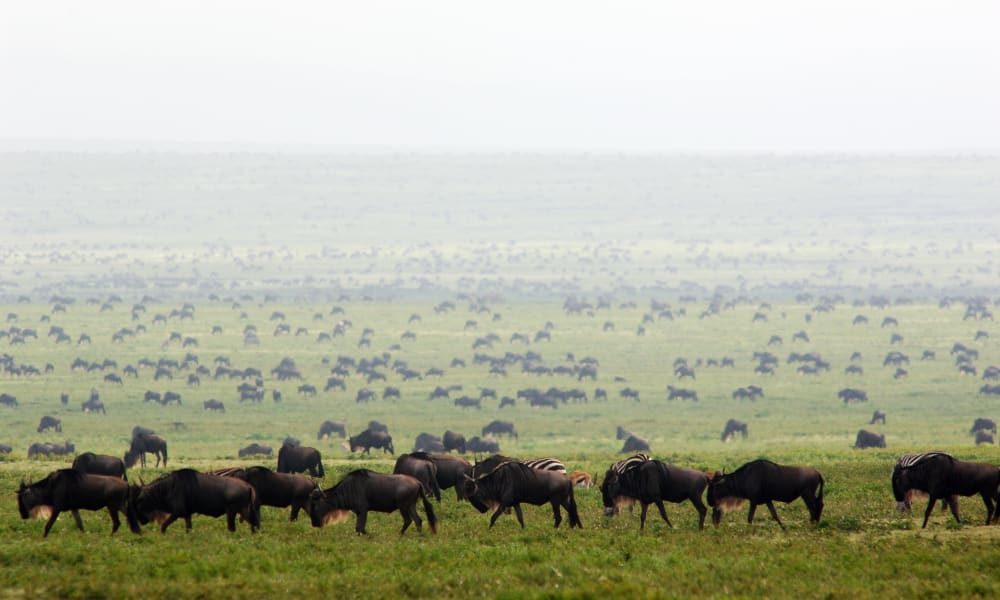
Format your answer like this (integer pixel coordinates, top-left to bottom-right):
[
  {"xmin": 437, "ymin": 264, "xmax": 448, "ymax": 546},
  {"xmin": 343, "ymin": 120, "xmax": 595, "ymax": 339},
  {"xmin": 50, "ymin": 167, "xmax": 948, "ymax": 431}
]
[{"xmin": 765, "ymin": 501, "xmax": 785, "ymax": 529}]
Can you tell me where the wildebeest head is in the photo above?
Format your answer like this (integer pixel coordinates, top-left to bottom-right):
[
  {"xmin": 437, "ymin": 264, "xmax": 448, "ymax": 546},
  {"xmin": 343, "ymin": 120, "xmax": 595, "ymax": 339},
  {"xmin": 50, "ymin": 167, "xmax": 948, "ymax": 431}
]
[
  {"xmin": 305, "ymin": 488, "xmax": 351, "ymax": 527},
  {"xmin": 599, "ymin": 470, "xmax": 625, "ymax": 517},
  {"xmin": 705, "ymin": 471, "xmax": 747, "ymax": 514},
  {"xmin": 17, "ymin": 479, "xmax": 54, "ymax": 520}
]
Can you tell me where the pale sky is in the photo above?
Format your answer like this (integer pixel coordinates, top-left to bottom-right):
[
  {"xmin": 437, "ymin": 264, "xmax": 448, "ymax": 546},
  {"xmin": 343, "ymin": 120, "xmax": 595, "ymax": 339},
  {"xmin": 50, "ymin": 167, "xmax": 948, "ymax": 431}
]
[{"xmin": 2, "ymin": 1, "xmax": 998, "ymax": 152}]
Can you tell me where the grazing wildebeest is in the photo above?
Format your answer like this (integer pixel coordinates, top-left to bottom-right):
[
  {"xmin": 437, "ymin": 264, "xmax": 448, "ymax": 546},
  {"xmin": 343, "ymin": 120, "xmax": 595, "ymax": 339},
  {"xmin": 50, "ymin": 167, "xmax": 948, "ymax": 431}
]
[
  {"xmin": 0, "ymin": 444, "xmax": 12, "ymax": 454},
  {"xmin": 466, "ymin": 436, "xmax": 500, "ymax": 454},
  {"xmin": 721, "ymin": 419, "xmax": 748, "ymax": 442},
  {"xmin": 601, "ymin": 459, "xmax": 710, "ymax": 529},
  {"xmin": 870, "ymin": 410, "xmax": 887, "ymax": 425},
  {"xmin": 620, "ymin": 434, "xmax": 651, "ymax": 454},
  {"xmin": 428, "ymin": 454, "xmax": 471, "ymax": 500},
  {"xmin": 367, "ymin": 420, "xmax": 389, "ymax": 433},
  {"xmin": 443, "ymin": 430, "xmax": 467, "ymax": 454},
  {"xmin": 124, "ymin": 434, "xmax": 168, "ymax": 469},
  {"xmin": 143, "ymin": 390, "xmax": 161, "ymax": 403},
  {"xmin": 212, "ymin": 466, "xmax": 318, "ymax": 521},
  {"xmin": 81, "ymin": 397, "xmax": 106, "ymax": 414},
  {"xmin": 393, "ymin": 452, "xmax": 442, "ymax": 502},
  {"xmin": 276, "ymin": 444, "xmax": 325, "ymax": 477},
  {"xmin": 667, "ymin": 385, "xmax": 698, "ymax": 401},
  {"xmin": 28, "ymin": 441, "xmax": 75, "ymax": 459},
  {"xmin": 412, "ymin": 432, "xmax": 445, "ymax": 453},
  {"xmin": 838, "ymin": 388, "xmax": 868, "ymax": 404},
  {"xmin": 72, "ymin": 452, "xmax": 127, "ymax": 479},
  {"xmin": 18, "ymin": 469, "xmax": 137, "ymax": 537},
  {"xmin": 307, "ymin": 469, "xmax": 437, "ymax": 535},
  {"xmin": 616, "ymin": 425, "xmax": 631, "ymax": 440},
  {"xmin": 892, "ymin": 452, "xmax": 1000, "ymax": 527},
  {"xmin": 203, "ymin": 399, "xmax": 225, "ymax": 412},
  {"xmin": 238, "ymin": 443, "xmax": 273, "ymax": 458},
  {"xmin": 0, "ymin": 393, "xmax": 18, "ymax": 407},
  {"xmin": 126, "ymin": 469, "xmax": 260, "ymax": 533},
  {"xmin": 132, "ymin": 425, "xmax": 156, "ymax": 439},
  {"xmin": 318, "ymin": 420, "xmax": 347, "ymax": 440},
  {"xmin": 971, "ymin": 418, "xmax": 997, "ymax": 435},
  {"xmin": 975, "ymin": 430, "xmax": 996, "ymax": 445},
  {"xmin": 707, "ymin": 459, "xmax": 824, "ymax": 528},
  {"xmin": 463, "ymin": 461, "xmax": 582, "ymax": 529},
  {"xmin": 37, "ymin": 416, "xmax": 62, "ymax": 433},
  {"xmin": 854, "ymin": 429, "xmax": 886, "ymax": 449},
  {"xmin": 454, "ymin": 396, "xmax": 482, "ymax": 410},
  {"xmin": 482, "ymin": 420, "xmax": 517, "ymax": 440},
  {"xmin": 349, "ymin": 429, "xmax": 395, "ymax": 455},
  {"xmin": 162, "ymin": 391, "xmax": 182, "ymax": 405}
]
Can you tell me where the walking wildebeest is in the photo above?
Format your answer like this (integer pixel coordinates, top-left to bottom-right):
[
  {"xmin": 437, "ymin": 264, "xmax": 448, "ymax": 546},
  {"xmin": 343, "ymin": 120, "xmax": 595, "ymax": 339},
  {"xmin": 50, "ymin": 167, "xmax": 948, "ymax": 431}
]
[
  {"xmin": 124, "ymin": 433, "xmax": 167, "ymax": 469},
  {"xmin": 72, "ymin": 452, "xmax": 127, "ymax": 479},
  {"xmin": 429, "ymin": 453, "xmax": 471, "ymax": 500},
  {"xmin": 349, "ymin": 429, "xmax": 394, "ymax": 455},
  {"xmin": 707, "ymin": 459, "xmax": 825, "ymax": 528},
  {"xmin": 317, "ymin": 420, "xmax": 347, "ymax": 440},
  {"xmin": 37, "ymin": 416, "xmax": 62, "ymax": 433},
  {"xmin": 463, "ymin": 461, "xmax": 582, "ymax": 529},
  {"xmin": 482, "ymin": 420, "xmax": 517, "ymax": 440},
  {"xmin": 126, "ymin": 469, "xmax": 260, "ymax": 533},
  {"xmin": 870, "ymin": 410, "xmax": 887, "ymax": 425},
  {"xmin": 892, "ymin": 452, "xmax": 1000, "ymax": 527},
  {"xmin": 721, "ymin": 419, "xmax": 748, "ymax": 442},
  {"xmin": 620, "ymin": 434, "xmax": 651, "ymax": 454},
  {"xmin": 393, "ymin": 452, "xmax": 441, "ymax": 502},
  {"xmin": 238, "ymin": 443, "xmax": 273, "ymax": 458},
  {"xmin": 276, "ymin": 444, "xmax": 325, "ymax": 477},
  {"xmin": 443, "ymin": 430, "xmax": 467, "ymax": 454},
  {"xmin": 211, "ymin": 466, "xmax": 318, "ymax": 521},
  {"xmin": 970, "ymin": 418, "xmax": 997, "ymax": 435},
  {"xmin": 601, "ymin": 459, "xmax": 710, "ymax": 529},
  {"xmin": 306, "ymin": 469, "xmax": 437, "ymax": 535},
  {"xmin": 18, "ymin": 469, "xmax": 138, "ymax": 537},
  {"xmin": 854, "ymin": 429, "xmax": 886, "ymax": 449}
]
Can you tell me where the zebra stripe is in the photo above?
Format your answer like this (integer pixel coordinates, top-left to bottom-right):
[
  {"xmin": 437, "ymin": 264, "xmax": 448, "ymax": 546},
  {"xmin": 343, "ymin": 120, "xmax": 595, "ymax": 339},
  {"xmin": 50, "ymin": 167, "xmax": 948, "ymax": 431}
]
[
  {"xmin": 896, "ymin": 451, "xmax": 953, "ymax": 469},
  {"xmin": 522, "ymin": 458, "xmax": 567, "ymax": 475},
  {"xmin": 611, "ymin": 453, "xmax": 651, "ymax": 475}
]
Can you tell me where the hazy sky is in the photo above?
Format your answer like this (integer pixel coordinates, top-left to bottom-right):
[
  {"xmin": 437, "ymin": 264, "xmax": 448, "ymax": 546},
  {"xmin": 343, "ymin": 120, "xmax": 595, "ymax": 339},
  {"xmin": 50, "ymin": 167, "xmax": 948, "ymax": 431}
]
[{"xmin": 2, "ymin": 1, "xmax": 998, "ymax": 152}]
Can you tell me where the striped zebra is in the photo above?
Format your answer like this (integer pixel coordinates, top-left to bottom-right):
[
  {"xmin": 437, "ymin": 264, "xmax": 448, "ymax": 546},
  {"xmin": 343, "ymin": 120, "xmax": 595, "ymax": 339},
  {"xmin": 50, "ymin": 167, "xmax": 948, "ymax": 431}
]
[
  {"xmin": 895, "ymin": 451, "xmax": 953, "ymax": 470},
  {"xmin": 522, "ymin": 457, "xmax": 567, "ymax": 475},
  {"xmin": 611, "ymin": 453, "xmax": 651, "ymax": 475}
]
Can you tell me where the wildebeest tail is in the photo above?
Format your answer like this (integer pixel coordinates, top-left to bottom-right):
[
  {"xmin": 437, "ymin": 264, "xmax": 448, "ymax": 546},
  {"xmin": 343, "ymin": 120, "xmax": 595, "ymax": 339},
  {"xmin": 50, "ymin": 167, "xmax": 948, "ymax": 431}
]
[
  {"xmin": 420, "ymin": 487, "xmax": 438, "ymax": 533},
  {"xmin": 567, "ymin": 488, "xmax": 583, "ymax": 528},
  {"xmin": 247, "ymin": 486, "xmax": 261, "ymax": 532},
  {"xmin": 317, "ymin": 458, "xmax": 325, "ymax": 478}
]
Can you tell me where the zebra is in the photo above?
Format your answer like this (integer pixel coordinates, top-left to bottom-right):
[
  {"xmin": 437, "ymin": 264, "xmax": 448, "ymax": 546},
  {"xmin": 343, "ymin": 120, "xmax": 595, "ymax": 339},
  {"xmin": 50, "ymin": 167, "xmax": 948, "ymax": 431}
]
[
  {"xmin": 521, "ymin": 457, "xmax": 567, "ymax": 475},
  {"xmin": 610, "ymin": 453, "xmax": 651, "ymax": 475}
]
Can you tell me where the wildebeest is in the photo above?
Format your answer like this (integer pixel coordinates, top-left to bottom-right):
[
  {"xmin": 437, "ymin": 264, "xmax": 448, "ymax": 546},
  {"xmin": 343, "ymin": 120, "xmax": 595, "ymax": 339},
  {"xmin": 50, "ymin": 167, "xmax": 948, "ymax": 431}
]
[
  {"xmin": 18, "ymin": 469, "xmax": 137, "ymax": 537},
  {"xmin": 443, "ymin": 430, "xmax": 467, "ymax": 454},
  {"xmin": 124, "ymin": 433, "xmax": 168, "ymax": 469},
  {"xmin": 482, "ymin": 420, "xmax": 517, "ymax": 440},
  {"xmin": 28, "ymin": 441, "xmax": 75, "ymax": 459},
  {"xmin": 428, "ymin": 453, "xmax": 471, "ymax": 500},
  {"xmin": 870, "ymin": 410, "xmax": 887, "ymax": 425},
  {"xmin": 601, "ymin": 459, "xmax": 710, "ymax": 529},
  {"xmin": 307, "ymin": 469, "xmax": 437, "ymax": 535},
  {"xmin": 892, "ymin": 452, "xmax": 1000, "ymax": 527},
  {"xmin": 616, "ymin": 425, "xmax": 632, "ymax": 440},
  {"xmin": 466, "ymin": 436, "xmax": 500, "ymax": 454},
  {"xmin": 211, "ymin": 466, "xmax": 318, "ymax": 521},
  {"xmin": 238, "ymin": 443, "xmax": 273, "ymax": 458},
  {"xmin": 348, "ymin": 429, "xmax": 394, "ymax": 455},
  {"xmin": 412, "ymin": 432, "xmax": 445, "ymax": 453},
  {"xmin": 975, "ymin": 430, "xmax": 995, "ymax": 445},
  {"xmin": 620, "ymin": 434, "xmax": 650, "ymax": 454},
  {"xmin": 203, "ymin": 399, "xmax": 225, "ymax": 412},
  {"xmin": 0, "ymin": 393, "xmax": 18, "ymax": 407},
  {"xmin": 464, "ymin": 460, "xmax": 582, "ymax": 529},
  {"xmin": 276, "ymin": 444, "xmax": 325, "ymax": 477},
  {"xmin": 707, "ymin": 459, "xmax": 824, "ymax": 528},
  {"xmin": 317, "ymin": 420, "xmax": 347, "ymax": 440},
  {"xmin": 854, "ymin": 429, "xmax": 886, "ymax": 449},
  {"xmin": 81, "ymin": 397, "xmax": 106, "ymax": 414},
  {"xmin": 393, "ymin": 452, "xmax": 442, "ymax": 502},
  {"xmin": 37, "ymin": 416, "xmax": 62, "ymax": 433},
  {"xmin": 838, "ymin": 388, "xmax": 868, "ymax": 404},
  {"xmin": 454, "ymin": 396, "xmax": 481, "ymax": 410},
  {"xmin": 126, "ymin": 469, "xmax": 260, "ymax": 533},
  {"xmin": 72, "ymin": 452, "xmax": 127, "ymax": 479},
  {"xmin": 721, "ymin": 419, "xmax": 748, "ymax": 442},
  {"xmin": 970, "ymin": 418, "xmax": 997, "ymax": 435}
]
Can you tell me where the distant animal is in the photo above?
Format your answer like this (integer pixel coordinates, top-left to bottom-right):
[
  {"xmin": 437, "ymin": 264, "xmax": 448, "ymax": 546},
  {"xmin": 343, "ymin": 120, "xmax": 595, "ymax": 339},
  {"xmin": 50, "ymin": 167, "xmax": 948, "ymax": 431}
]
[
  {"xmin": 124, "ymin": 434, "xmax": 167, "ymax": 469},
  {"xmin": 412, "ymin": 433, "xmax": 445, "ymax": 453},
  {"xmin": 276, "ymin": 444, "xmax": 325, "ymax": 477},
  {"xmin": 721, "ymin": 419, "xmax": 748, "ymax": 442},
  {"xmin": 466, "ymin": 436, "xmax": 500, "ymax": 454},
  {"xmin": 620, "ymin": 435, "xmax": 650, "ymax": 454},
  {"xmin": 970, "ymin": 418, "xmax": 997, "ymax": 435},
  {"xmin": 393, "ymin": 452, "xmax": 442, "ymax": 502},
  {"xmin": 428, "ymin": 454, "xmax": 471, "ymax": 500},
  {"xmin": 838, "ymin": 388, "xmax": 868, "ymax": 404},
  {"xmin": 238, "ymin": 443, "xmax": 273, "ymax": 458},
  {"xmin": 307, "ymin": 469, "xmax": 437, "ymax": 535},
  {"xmin": 975, "ymin": 430, "xmax": 995, "ymax": 445},
  {"xmin": 463, "ymin": 461, "xmax": 582, "ymax": 529},
  {"xmin": 72, "ymin": 452, "xmax": 127, "ymax": 479},
  {"xmin": 348, "ymin": 429, "xmax": 395, "ymax": 455},
  {"xmin": 203, "ymin": 399, "xmax": 225, "ymax": 412},
  {"xmin": 0, "ymin": 393, "xmax": 18, "ymax": 407},
  {"xmin": 707, "ymin": 459, "xmax": 824, "ymax": 528},
  {"xmin": 126, "ymin": 469, "xmax": 260, "ymax": 533},
  {"xmin": 18, "ymin": 469, "xmax": 136, "ymax": 537},
  {"xmin": 869, "ymin": 410, "xmax": 887, "ymax": 425},
  {"xmin": 443, "ymin": 430, "xmax": 467, "ymax": 454},
  {"xmin": 482, "ymin": 420, "xmax": 518, "ymax": 440},
  {"xmin": 81, "ymin": 397, "xmax": 106, "ymax": 414},
  {"xmin": 28, "ymin": 441, "xmax": 75, "ymax": 459},
  {"xmin": 601, "ymin": 459, "xmax": 710, "ymax": 529},
  {"xmin": 853, "ymin": 430, "xmax": 886, "ymax": 449},
  {"xmin": 37, "ymin": 416, "xmax": 62, "ymax": 433},
  {"xmin": 318, "ymin": 421, "xmax": 347, "ymax": 440},
  {"xmin": 892, "ymin": 452, "xmax": 1000, "ymax": 527},
  {"xmin": 211, "ymin": 466, "xmax": 318, "ymax": 521},
  {"xmin": 616, "ymin": 425, "xmax": 631, "ymax": 440},
  {"xmin": 569, "ymin": 471, "xmax": 594, "ymax": 489}
]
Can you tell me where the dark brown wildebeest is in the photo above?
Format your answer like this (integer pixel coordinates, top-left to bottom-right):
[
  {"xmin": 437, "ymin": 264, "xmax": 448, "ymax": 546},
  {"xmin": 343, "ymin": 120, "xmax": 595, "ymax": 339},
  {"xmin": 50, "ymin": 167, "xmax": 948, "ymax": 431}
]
[
  {"xmin": 349, "ymin": 429, "xmax": 395, "ymax": 455},
  {"xmin": 620, "ymin": 434, "xmax": 650, "ymax": 454},
  {"xmin": 238, "ymin": 443, "xmax": 273, "ymax": 458},
  {"xmin": 707, "ymin": 459, "xmax": 824, "ymax": 528},
  {"xmin": 162, "ymin": 391, "xmax": 182, "ymax": 405},
  {"xmin": 317, "ymin": 420, "xmax": 347, "ymax": 440},
  {"xmin": 211, "ymin": 466, "xmax": 318, "ymax": 521},
  {"xmin": 276, "ymin": 444, "xmax": 325, "ymax": 477},
  {"xmin": 616, "ymin": 425, "xmax": 631, "ymax": 440},
  {"xmin": 81, "ymin": 397, "xmax": 106, "ymax": 414},
  {"xmin": 454, "ymin": 396, "xmax": 481, "ymax": 410},
  {"xmin": 18, "ymin": 469, "xmax": 138, "ymax": 537},
  {"xmin": 971, "ymin": 418, "xmax": 997, "ymax": 435},
  {"xmin": 893, "ymin": 452, "xmax": 1000, "ymax": 527},
  {"xmin": 463, "ymin": 460, "xmax": 582, "ymax": 529},
  {"xmin": 0, "ymin": 393, "xmax": 18, "ymax": 407},
  {"xmin": 203, "ymin": 399, "xmax": 225, "ymax": 412},
  {"xmin": 443, "ymin": 430, "xmax": 466, "ymax": 454},
  {"xmin": 126, "ymin": 469, "xmax": 260, "ymax": 533},
  {"xmin": 870, "ymin": 410, "xmax": 887, "ymax": 425},
  {"xmin": 72, "ymin": 452, "xmax": 127, "ymax": 479},
  {"xmin": 975, "ymin": 430, "xmax": 995, "ymax": 445},
  {"xmin": 854, "ymin": 429, "xmax": 886, "ymax": 449},
  {"xmin": 601, "ymin": 459, "xmax": 710, "ymax": 530},
  {"xmin": 482, "ymin": 420, "xmax": 517, "ymax": 440},
  {"xmin": 838, "ymin": 388, "xmax": 868, "ymax": 404},
  {"xmin": 429, "ymin": 454, "xmax": 471, "ymax": 500},
  {"xmin": 28, "ymin": 441, "xmax": 75, "ymax": 459},
  {"xmin": 466, "ymin": 436, "xmax": 500, "ymax": 454},
  {"xmin": 307, "ymin": 469, "xmax": 437, "ymax": 535},
  {"xmin": 721, "ymin": 419, "xmax": 748, "ymax": 442},
  {"xmin": 124, "ymin": 433, "xmax": 168, "ymax": 469},
  {"xmin": 412, "ymin": 432, "xmax": 445, "ymax": 453},
  {"xmin": 37, "ymin": 416, "xmax": 62, "ymax": 433},
  {"xmin": 393, "ymin": 452, "xmax": 441, "ymax": 502}
]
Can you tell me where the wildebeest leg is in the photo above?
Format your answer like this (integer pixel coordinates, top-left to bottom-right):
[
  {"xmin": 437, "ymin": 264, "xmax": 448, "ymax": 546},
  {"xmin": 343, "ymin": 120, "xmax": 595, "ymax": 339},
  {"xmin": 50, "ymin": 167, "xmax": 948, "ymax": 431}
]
[
  {"xmin": 944, "ymin": 496, "xmax": 961, "ymax": 525},
  {"xmin": 108, "ymin": 507, "xmax": 121, "ymax": 534},
  {"xmin": 691, "ymin": 498, "xmax": 708, "ymax": 530},
  {"xmin": 400, "ymin": 509, "xmax": 413, "ymax": 535},
  {"xmin": 290, "ymin": 503, "xmax": 301, "ymax": 521},
  {"xmin": 42, "ymin": 510, "xmax": 61, "ymax": 537},
  {"xmin": 639, "ymin": 502, "xmax": 649, "ymax": 529},
  {"xmin": 980, "ymin": 493, "xmax": 994, "ymax": 525},
  {"xmin": 764, "ymin": 501, "xmax": 785, "ymax": 529},
  {"xmin": 71, "ymin": 509, "xmax": 85, "ymax": 532},
  {"xmin": 551, "ymin": 500, "xmax": 563, "ymax": 528},
  {"xmin": 654, "ymin": 501, "xmax": 672, "ymax": 528},
  {"xmin": 513, "ymin": 504, "xmax": 526, "ymax": 529},
  {"xmin": 747, "ymin": 502, "xmax": 758, "ymax": 524},
  {"xmin": 355, "ymin": 510, "xmax": 368, "ymax": 534},
  {"xmin": 488, "ymin": 504, "xmax": 507, "ymax": 528},
  {"xmin": 159, "ymin": 513, "xmax": 181, "ymax": 533},
  {"xmin": 921, "ymin": 497, "xmax": 937, "ymax": 528},
  {"xmin": 711, "ymin": 507, "xmax": 723, "ymax": 526},
  {"xmin": 226, "ymin": 509, "xmax": 237, "ymax": 532}
]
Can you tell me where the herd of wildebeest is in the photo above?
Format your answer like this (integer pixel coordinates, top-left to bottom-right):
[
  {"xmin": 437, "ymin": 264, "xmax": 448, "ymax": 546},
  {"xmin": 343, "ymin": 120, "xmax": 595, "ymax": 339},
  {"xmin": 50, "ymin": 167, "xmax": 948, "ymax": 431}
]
[{"xmin": 3, "ymin": 291, "xmax": 1000, "ymax": 536}]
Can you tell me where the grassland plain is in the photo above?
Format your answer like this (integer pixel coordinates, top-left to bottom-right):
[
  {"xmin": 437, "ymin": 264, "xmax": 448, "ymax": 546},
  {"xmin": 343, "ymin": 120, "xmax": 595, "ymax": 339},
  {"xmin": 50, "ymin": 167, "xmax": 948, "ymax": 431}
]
[{"xmin": 1, "ymin": 298, "xmax": 999, "ymax": 598}]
